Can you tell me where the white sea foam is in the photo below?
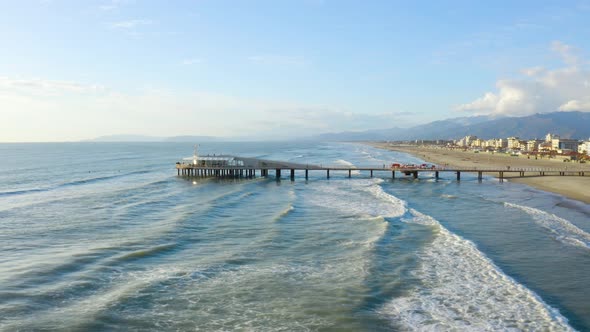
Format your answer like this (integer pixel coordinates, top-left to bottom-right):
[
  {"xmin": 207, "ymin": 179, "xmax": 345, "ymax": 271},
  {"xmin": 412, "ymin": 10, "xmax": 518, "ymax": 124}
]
[
  {"xmin": 304, "ymin": 178, "xmax": 396, "ymax": 252},
  {"xmin": 273, "ymin": 205, "xmax": 295, "ymax": 222},
  {"xmin": 380, "ymin": 209, "xmax": 573, "ymax": 331},
  {"xmin": 9, "ymin": 260, "xmax": 367, "ymax": 331},
  {"xmin": 505, "ymin": 202, "xmax": 590, "ymax": 250},
  {"xmin": 307, "ymin": 178, "xmax": 406, "ymax": 218},
  {"xmin": 333, "ymin": 159, "xmax": 361, "ymax": 175},
  {"xmin": 334, "ymin": 159, "xmax": 354, "ymax": 167}
]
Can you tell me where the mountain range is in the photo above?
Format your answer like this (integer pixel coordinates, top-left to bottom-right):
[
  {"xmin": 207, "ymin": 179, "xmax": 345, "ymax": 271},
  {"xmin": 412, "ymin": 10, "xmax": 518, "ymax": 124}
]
[
  {"xmin": 85, "ymin": 112, "xmax": 590, "ymax": 142},
  {"xmin": 317, "ymin": 111, "xmax": 590, "ymax": 141}
]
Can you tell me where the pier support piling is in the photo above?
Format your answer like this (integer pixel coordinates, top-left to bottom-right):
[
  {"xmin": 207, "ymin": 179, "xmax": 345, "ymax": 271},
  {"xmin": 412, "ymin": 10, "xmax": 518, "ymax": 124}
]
[
  {"xmin": 392, "ymin": 171, "xmax": 395, "ymax": 179},
  {"xmin": 305, "ymin": 169, "xmax": 308, "ymax": 179},
  {"xmin": 327, "ymin": 169, "xmax": 330, "ymax": 179},
  {"xmin": 290, "ymin": 169, "xmax": 295, "ymax": 181},
  {"xmin": 478, "ymin": 171, "xmax": 482, "ymax": 181},
  {"xmin": 457, "ymin": 171, "xmax": 461, "ymax": 181},
  {"xmin": 349, "ymin": 169, "xmax": 351, "ymax": 178},
  {"xmin": 413, "ymin": 171, "xmax": 418, "ymax": 179}
]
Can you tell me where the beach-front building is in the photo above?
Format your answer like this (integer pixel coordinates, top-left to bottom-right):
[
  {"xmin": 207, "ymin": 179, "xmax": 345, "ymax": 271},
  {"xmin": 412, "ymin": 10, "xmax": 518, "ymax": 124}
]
[
  {"xmin": 496, "ymin": 138, "xmax": 508, "ymax": 149},
  {"xmin": 545, "ymin": 133, "xmax": 559, "ymax": 142},
  {"xmin": 507, "ymin": 137, "xmax": 521, "ymax": 150},
  {"xmin": 481, "ymin": 138, "xmax": 507, "ymax": 150},
  {"xmin": 526, "ymin": 139, "xmax": 544, "ymax": 152},
  {"xmin": 538, "ymin": 142, "xmax": 553, "ymax": 152},
  {"xmin": 551, "ymin": 138, "xmax": 559, "ymax": 150},
  {"xmin": 578, "ymin": 141, "xmax": 590, "ymax": 155},
  {"xmin": 457, "ymin": 135, "xmax": 478, "ymax": 147},
  {"xmin": 552, "ymin": 138, "xmax": 579, "ymax": 152},
  {"xmin": 471, "ymin": 138, "xmax": 484, "ymax": 148}
]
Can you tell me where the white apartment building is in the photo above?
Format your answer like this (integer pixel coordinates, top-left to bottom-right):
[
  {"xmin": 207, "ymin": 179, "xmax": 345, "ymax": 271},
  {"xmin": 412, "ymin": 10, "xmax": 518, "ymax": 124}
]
[
  {"xmin": 457, "ymin": 135, "xmax": 478, "ymax": 147},
  {"xmin": 545, "ymin": 133, "xmax": 559, "ymax": 142},
  {"xmin": 526, "ymin": 139, "xmax": 543, "ymax": 152},
  {"xmin": 578, "ymin": 141, "xmax": 590, "ymax": 155},
  {"xmin": 507, "ymin": 137, "xmax": 521, "ymax": 150}
]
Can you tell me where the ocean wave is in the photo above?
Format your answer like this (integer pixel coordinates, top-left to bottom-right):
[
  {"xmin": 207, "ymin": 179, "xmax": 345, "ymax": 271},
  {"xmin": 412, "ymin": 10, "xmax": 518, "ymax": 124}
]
[
  {"xmin": 332, "ymin": 159, "xmax": 361, "ymax": 175},
  {"xmin": 0, "ymin": 187, "xmax": 48, "ymax": 197},
  {"xmin": 334, "ymin": 159, "xmax": 355, "ymax": 167},
  {"xmin": 0, "ymin": 260, "xmax": 356, "ymax": 331},
  {"xmin": 114, "ymin": 243, "xmax": 178, "ymax": 262},
  {"xmin": 0, "ymin": 170, "xmax": 151, "ymax": 198},
  {"xmin": 338, "ymin": 216, "xmax": 388, "ymax": 249},
  {"xmin": 379, "ymin": 208, "xmax": 573, "ymax": 331},
  {"xmin": 306, "ymin": 178, "xmax": 406, "ymax": 218},
  {"xmin": 504, "ymin": 202, "xmax": 590, "ymax": 250},
  {"xmin": 273, "ymin": 205, "xmax": 295, "ymax": 222}
]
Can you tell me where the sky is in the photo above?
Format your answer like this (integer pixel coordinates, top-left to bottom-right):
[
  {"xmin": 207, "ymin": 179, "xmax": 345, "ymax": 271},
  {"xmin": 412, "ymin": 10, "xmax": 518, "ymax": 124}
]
[{"xmin": 1, "ymin": 0, "xmax": 590, "ymax": 142}]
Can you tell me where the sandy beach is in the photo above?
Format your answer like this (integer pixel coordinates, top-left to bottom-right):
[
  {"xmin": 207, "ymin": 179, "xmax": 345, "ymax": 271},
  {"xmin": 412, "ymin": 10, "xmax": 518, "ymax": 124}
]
[{"xmin": 368, "ymin": 143, "xmax": 590, "ymax": 204}]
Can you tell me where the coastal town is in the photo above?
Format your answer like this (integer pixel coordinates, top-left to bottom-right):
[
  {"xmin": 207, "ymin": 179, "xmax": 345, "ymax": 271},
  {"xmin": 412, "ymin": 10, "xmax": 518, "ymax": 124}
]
[
  {"xmin": 369, "ymin": 132, "xmax": 590, "ymax": 204},
  {"xmin": 393, "ymin": 132, "xmax": 590, "ymax": 163}
]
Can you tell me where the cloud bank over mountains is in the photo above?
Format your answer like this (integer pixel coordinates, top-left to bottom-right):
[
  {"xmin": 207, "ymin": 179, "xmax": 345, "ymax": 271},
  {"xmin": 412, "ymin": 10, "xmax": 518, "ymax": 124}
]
[
  {"xmin": 0, "ymin": 76, "xmax": 409, "ymax": 142},
  {"xmin": 457, "ymin": 41, "xmax": 590, "ymax": 116}
]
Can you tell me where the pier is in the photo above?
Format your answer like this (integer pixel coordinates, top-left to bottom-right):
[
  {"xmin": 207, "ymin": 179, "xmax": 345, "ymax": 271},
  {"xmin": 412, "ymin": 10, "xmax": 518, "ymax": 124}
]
[{"xmin": 176, "ymin": 154, "xmax": 587, "ymax": 181}]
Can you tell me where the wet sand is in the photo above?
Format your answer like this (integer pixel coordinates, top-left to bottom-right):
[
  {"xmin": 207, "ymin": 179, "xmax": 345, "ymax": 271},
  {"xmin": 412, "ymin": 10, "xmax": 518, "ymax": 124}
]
[{"xmin": 368, "ymin": 143, "xmax": 590, "ymax": 204}]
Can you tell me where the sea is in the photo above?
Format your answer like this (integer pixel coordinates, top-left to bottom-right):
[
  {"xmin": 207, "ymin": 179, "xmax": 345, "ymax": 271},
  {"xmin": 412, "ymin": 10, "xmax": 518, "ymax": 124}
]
[{"xmin": 0, "ymin": 141, "xmax": 589, "ymax": 331}]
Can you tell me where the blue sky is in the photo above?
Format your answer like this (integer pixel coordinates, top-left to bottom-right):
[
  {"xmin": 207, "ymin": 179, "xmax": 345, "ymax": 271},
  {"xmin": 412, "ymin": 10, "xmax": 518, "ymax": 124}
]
[{"xmin": 1, "ymin": 0, "xmax": 589, "ymax": 141}]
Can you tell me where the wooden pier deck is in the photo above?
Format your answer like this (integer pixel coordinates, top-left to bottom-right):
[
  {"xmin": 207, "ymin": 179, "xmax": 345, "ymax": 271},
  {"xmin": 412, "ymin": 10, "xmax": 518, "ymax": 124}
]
[{"xmin": 176, "ymin": 155, "xmax": 588, "ymax": 181}]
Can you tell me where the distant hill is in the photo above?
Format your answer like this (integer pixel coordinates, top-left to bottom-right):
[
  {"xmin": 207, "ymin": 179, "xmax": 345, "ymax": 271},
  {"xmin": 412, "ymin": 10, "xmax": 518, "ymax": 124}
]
[
  {"xmin": 164, "ymin": 136, "xmax": 223, "ymax": 142},
  {"xmin": 318, "ymin": 112, "xmax": 590, "ymax": 141},
  {"xmin": 86, "ymin": 112, "xmax": 590, "ymax": 142},
  {"xmin": 86, "ymin": 135, "xmax": 164, "ymax": 142},
  {"xmin": 463, "ymin": 112, "xmax": 590, "ymax": 139}
]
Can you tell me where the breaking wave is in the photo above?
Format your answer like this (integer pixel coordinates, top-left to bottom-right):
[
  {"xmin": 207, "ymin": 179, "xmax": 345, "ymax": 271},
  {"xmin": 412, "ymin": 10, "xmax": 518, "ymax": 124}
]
[
  {"xmin": 307, "ymin": 178, "xmax": 406, "ymax": 218},
  {"xmin": 504, "ymin": 202, "xmax": 590, "ymax": 250},
  {"xmin": 379, "ymin": 209, "xmax": 573, "ymax": 331}
]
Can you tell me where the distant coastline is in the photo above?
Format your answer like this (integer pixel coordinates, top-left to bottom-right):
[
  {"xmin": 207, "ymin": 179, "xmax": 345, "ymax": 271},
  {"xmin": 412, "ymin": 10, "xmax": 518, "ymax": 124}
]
[{"xmin": 367, "ymin": 142, "xmax": 590, "ymax": 204}]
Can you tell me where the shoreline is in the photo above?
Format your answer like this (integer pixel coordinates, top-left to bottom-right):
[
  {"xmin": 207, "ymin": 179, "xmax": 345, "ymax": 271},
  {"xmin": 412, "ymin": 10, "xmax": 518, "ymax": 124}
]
[{"xmin": 366, "ymin": 142, "xmax": 590, "ymax": 204}]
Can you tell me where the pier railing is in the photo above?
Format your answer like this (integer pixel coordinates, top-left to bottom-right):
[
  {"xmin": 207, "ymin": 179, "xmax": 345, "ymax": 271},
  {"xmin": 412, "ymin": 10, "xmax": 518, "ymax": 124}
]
[
  {"xmin": 176, "ymin": 163, "xmax": 588, "ymax": 172},
  {"xmin": 176, "ymin": 159, "xmax": 588, "ymax": 181}
]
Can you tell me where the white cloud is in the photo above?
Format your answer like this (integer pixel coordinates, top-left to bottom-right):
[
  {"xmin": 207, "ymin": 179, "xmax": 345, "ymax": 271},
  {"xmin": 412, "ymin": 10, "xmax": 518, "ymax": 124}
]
[
  {"xmin": 559, "ymin": 99, "xmax": 590, "ymax": 111},
  {"xmin": 99, "ymin": 0, "xmax": 133, "ymax": 11},
  {"xmin": 109, "ymin": 19, "xmax": 152, "ymax": 29},
  {"xmin": 0, "ymin": 77, "xmax": 104, "ymax": 95},
  {"xmin": 247, "ymin": 55, "xmax": 307, "ymax": 66},
  {"xmin": 520, "ymin": 66, "xmax": 545, "ymax": 77},
  {"xmin": 100, "ymin": 4, "xmax": 117, "ymax": 11},
  {"xmin": 456, "ymin": 41, "xmax": 590, "ymax": 116},
  {"xmin": 551, "ymin": 40, "xmax": 579, "ymax": 66},
  {"xmin": 251, "ymin": 108, "xmax": 411, "ymax": 137},
  {"xmin": 181, "ymin": 58, "xmax": 202, "ymax": 65}
]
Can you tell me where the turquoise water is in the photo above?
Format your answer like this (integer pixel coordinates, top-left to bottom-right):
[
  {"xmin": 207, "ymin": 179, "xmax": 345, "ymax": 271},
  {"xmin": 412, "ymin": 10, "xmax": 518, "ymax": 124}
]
[{"xmin": 0, "ymin": 142, "xmax": 589, "ymax": 331}]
